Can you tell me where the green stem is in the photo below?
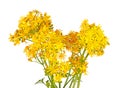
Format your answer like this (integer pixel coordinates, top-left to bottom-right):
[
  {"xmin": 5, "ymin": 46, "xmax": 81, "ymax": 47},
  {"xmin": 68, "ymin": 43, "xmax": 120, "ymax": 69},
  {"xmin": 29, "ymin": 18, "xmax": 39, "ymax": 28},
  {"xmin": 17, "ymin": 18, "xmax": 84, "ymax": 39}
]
[
  {"xmin": 48, "ymin": 76, "xmax": 52, "ymax": 86},
  {"xmin": 72, "ymin": 74, "xmax": 78, "ymax": 88},
  {"xmin": 41, "ymin": 58, "xmax": 46, "ymax": 69},
  {"xmin": 63, "ymin": 68, "xmax": 71, "ymax": 88},
  {"xmin": 66, "ymin": 76, "xmax": 74, "ymax": 86},
  {"xmin": 36, "ymin": 56, "xmax": 42, "ymax": 64},
  {"xmin": 84, "ymin": 53, "xmax": 89, "ymax": 60},
  {"xmin": 59, "ymin": 82, "xmax": 61, "ymax": 88},
  {"xmin": 43, "ymin": 59, "xmax": 48, "ymax": 67},
  {"xmin": 82, "ymin": 53, "xmax": 89, "ymax": 62},
  {"xmin": 36, "ymin": 55, "xmax": 48, "ymax": 69},
  {"xmin": 50, "ymin": 75, "xmax": 57, "ymax": 88},
  {"xmin": 51, "ymin": 75, "xmax": 54, "ymax": 88},
  {"xmin": 77, "ymin": 73, "xmax": 82, "ymax": 88},
  {"xmin": 63, "ymin": 77, "xmax": 69, "ymax": 88},
  {"xmin": 82, "ymin": 49, "xmax": 86, "ymax": 55},
  {"xmin": 43, "ymin": 82, "xmax": 47, "ymax": 87},
  {"xmin": 63, "ymin": 76, "xmax": 74, "ymax": 88},
  {"xmin": 69, "ymin": 75, "xmax": 76, "ymax": 88}
]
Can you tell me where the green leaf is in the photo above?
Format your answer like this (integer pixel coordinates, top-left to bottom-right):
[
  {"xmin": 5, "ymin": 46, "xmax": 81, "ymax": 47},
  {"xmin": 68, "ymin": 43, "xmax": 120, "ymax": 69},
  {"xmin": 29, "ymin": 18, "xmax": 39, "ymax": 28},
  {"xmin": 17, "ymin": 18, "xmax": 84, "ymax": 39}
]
[
  {"xmin": 35, "ymin": 78, "xmax": 45, "ymax": 84},
  {"xmin": 46, "ymin": 80, "xmax": 50, "ymax": 87}
]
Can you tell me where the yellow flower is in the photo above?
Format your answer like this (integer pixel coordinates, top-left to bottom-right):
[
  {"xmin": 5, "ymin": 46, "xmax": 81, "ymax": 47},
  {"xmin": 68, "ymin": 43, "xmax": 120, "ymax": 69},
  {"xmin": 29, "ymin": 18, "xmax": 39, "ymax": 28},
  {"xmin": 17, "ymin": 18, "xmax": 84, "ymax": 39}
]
[
  {"xmin": 64, "ymin": 31, "xmax": 82, "ymax": 53},
  {"xmin": 45, "ymin": 61, "xmax": 70, "ymax": 82},
  {"xmin": 54, "ymin": 74, "xmax": 62, "ymax": 82},
  {"xmin": 80, "ymin": 61, "xmax": 88, "ymax": 74},
  {"xmin": 9, "ymin": 9, "xmax": 110, "ymax": 87},
  {"xmin": 24, "ymin": 44, "xmax": 39, "ymax": 61},
  {"xmin": 9, "ymin": 34, "xmax": 20, "ymax": 45},
  {"xmin": 78, "ymin": 19, "xmax": 109, "ymax": 56},
  {"xmin": 69, "ymin": 53, "xmax": 88, "ymax": 74},
  {"xmin": 9, "ymin": 10, "xmax": 53, "ymax": 46}
]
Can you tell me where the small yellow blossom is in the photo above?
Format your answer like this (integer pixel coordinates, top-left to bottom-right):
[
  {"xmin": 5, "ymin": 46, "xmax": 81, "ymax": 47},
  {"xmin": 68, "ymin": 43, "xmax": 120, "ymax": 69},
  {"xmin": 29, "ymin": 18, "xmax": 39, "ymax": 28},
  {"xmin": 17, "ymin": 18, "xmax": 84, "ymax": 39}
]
[
  {"xmin": 64, "ymin": 31, "xmax": 82, "ymax": 53},
  {"xmin": 69, "ymin": 53, "xmax": 88, "ymax": 74},
  {"xmin": 54, "ymin": 74, "xmax": 62, "ymax": 82},
  {"xmin": 45, "ymin": 61, "xmax": 70, "ymax": 82}
]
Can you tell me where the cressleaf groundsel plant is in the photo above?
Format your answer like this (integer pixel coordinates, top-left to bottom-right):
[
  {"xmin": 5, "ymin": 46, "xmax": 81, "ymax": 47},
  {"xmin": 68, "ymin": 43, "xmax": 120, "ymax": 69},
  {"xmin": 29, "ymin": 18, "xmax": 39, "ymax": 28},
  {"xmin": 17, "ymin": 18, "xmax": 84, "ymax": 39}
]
[{"xmin": 9, "ymin": 10, "xmax": 109, "ymax": 88}]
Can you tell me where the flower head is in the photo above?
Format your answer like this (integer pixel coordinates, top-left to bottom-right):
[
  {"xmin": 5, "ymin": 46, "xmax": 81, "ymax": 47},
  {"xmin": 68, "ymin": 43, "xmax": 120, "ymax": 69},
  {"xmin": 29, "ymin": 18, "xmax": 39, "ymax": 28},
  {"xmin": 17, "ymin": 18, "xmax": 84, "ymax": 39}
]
[
  {"xmin": 78, "ymin": 19, "xmax": 109, "ymax": 56},
  {"xmin": 64, "ymin": 31, "xmax": 82, "ymax": 53}
]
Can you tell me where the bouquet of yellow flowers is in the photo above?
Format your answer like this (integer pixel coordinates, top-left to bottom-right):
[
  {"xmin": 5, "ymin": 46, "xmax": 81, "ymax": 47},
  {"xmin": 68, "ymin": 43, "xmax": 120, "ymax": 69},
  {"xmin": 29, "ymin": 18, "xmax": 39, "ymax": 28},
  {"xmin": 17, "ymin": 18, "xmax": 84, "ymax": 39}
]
[{"xmin": 9, "ymin": 10, "xmax": 109, "ymax": 88}]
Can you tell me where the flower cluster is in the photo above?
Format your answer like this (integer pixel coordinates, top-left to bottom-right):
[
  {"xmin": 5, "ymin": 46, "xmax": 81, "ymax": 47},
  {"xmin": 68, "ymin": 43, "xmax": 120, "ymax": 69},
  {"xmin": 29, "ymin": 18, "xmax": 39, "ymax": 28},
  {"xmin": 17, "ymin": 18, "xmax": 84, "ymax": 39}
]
[{"xmin": 9, "ymin": 10, "xmax": 109, "ymax": 88}]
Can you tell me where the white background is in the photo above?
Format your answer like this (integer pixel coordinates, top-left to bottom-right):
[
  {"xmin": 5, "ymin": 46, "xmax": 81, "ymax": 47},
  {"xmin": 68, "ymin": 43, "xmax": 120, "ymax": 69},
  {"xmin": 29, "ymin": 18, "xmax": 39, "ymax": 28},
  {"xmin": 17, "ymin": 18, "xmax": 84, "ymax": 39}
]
[{"xmin": 0, "ymin": 0, "xmax": 120, "ymax": 88}]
